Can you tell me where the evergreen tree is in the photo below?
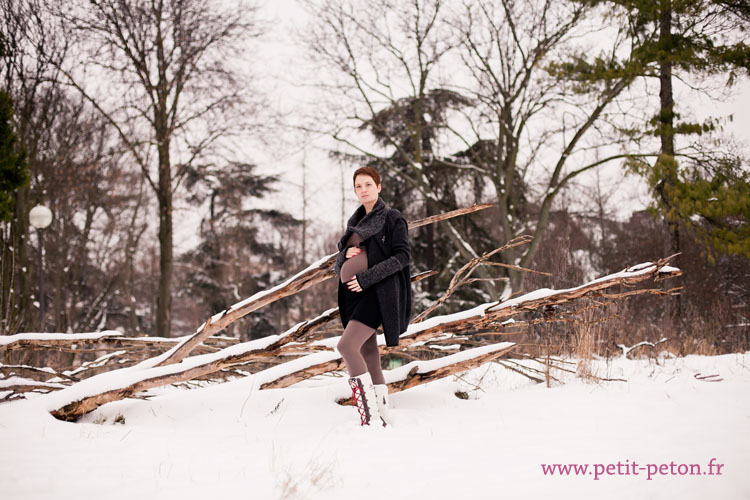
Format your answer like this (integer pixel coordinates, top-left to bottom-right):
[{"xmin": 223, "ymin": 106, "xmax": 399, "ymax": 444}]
[
  {"xmin": 358, "ymin": 89, "xmax": 488, "ymax": 303},
  {"xmin": 180, "ymin": 162, "xmax": 302, "ymax": 339},
  {"xmin": 0, "ymin": 89, "xmax": 28, "ymax": 223},
  {"xmin": 568, "ymin": 0, "xmax": 750, "ymax": 335},
  {"xmin": 579, "ymin": 0, "xmax": 750, "ymax": 258}
]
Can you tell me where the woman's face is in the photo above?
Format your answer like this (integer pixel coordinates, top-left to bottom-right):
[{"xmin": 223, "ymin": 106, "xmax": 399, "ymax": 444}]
[{"xmin": 354, "ymin": 174, "xmax": 382, "ymax": 205}]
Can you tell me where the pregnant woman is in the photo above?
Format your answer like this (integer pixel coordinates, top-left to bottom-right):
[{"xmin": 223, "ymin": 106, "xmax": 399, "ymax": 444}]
[{"xmin": 334, "ymin": 167, "xmax": 411, "ymax": 427}]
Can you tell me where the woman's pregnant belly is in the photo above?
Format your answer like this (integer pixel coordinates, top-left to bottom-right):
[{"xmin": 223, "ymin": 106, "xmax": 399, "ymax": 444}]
[{"xmin": 340, "ymin": 248, "xmax": 368, "ymax": 283}]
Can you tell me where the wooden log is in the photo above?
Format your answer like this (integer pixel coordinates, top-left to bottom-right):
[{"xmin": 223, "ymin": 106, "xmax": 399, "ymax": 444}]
[
  {"xmin": 0, "ymin": 331, "xmax": 124, "ymax": 351},
  {"xmin": 264, "ymin": 333, "xmax": 516, "ymax": 391},
  {"xmin": 334, "ymin": 342, "xmax": 517, "ymax": 404},
  {"xmin": 0, "ymin": 332, "xmax": 237, "ymax": 352},
  {"xmin": 388, "ymin": 342, "xmax": 516, "ymax": 392},
  {"xmin": 0, "ymin": 364, "xmax": 76, "ymax": 382},
  {"xmin": 262, "ymin": 263, "xmax": 679, "ymax": 388},
  {"xmin": 0, "ymin": 378, "xmax": 67, "ymax": 393},
  {"xmin": 45, "ymin": 258, "xmax": 679, "ymax": 421},
  {"xmin": 399, "ymin": 258, "xmax": 682, "ymax": 349},
  {"xmin": 406, "ymin": 203, "xmax": 494, "ymax": 229}
]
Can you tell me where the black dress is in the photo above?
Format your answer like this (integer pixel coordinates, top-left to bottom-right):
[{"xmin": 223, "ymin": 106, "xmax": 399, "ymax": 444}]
[{"xmin": 339, "ymin": 232, "xmax": 382, "ymax": 330}]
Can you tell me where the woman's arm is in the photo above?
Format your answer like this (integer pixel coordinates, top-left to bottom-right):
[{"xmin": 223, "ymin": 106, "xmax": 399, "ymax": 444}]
[
  {"xmin": 355, "ymin": 215, "xmax": 410, "ymax": 290},
  {"xmin": 335, "ymin": 242, "xmax": 363, "ymax": 277}
]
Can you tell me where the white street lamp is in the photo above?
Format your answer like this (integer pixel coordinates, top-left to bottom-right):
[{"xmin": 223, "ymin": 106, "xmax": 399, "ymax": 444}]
[
  {"xmin": 29, "ymin": 204, "xmax": 53, "ymax": 331},
  {"xmin": 29, "ymin": 205, "xmax": 53, "ymax": 229}
]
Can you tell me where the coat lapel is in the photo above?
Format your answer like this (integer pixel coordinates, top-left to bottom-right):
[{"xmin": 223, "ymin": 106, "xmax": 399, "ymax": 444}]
[{"xmin": 344, "ymin": 198, "xmax": 388, "ymax": 243}]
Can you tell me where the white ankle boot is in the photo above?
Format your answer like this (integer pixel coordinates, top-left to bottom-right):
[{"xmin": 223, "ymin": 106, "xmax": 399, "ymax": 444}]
[
  {"xmin": 348, "ymin": 372, "xmax": 385, "ymax": 427},
  {"xmin": 373, "ymin": 384, "xmax": 391, "ymax": 426}
]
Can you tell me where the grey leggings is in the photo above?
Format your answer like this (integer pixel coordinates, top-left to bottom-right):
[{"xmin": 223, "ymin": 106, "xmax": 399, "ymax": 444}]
[{"xmin": 337, "ymin": 319, "xmax": 386, "ymax": 385}]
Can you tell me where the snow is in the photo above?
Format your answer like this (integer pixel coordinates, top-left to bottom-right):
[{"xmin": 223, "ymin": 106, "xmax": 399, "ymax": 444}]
[
  {"xmin": 0, "ymin": 261, "xmax": 732, "ymax": 500},
  {"xmin": 0, "ymin": 377, "xmax": 66, "ymax": 390},
  {"xmin": 615, "ymin": 338, "xmax": 670, "ymax": 357},
  {"xmin": 486, "ymin": 262, "xmax": 675, "ymax": 313},
  {"xmin": 0, "ymin": 330, "xmax": 122, "ymax": 347},
  {"xmin": 404, "ymin": 302, "xmax": 492, "ymax": 335},
  {"xmin": 64, "ymin": 351, "xmax": 128, "ymax": 378},
  {"xmin": 658, "ymin": 265, "xmax": 680, "ymax": 273},
  {"xmin": 32, "ymin": 333, "xmax": 284, "ymax": 413},
  {"xmin": 1, "ymin": 352, "xmax": 748, "ymax": 499},
  {"xmin": 390, "ymin": 342, "xmax": 514, "ymax": 375},
  {"xmin": 428, "ymin": 344, "xmax": 461, "ymax": 350}
]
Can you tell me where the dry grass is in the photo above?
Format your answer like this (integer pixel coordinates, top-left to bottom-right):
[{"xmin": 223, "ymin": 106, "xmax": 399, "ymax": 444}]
[
  {"xmin": 272, "ymin": 447, "xmax": 338, "ymax": 500},
  {"xmin": 574, "ymin": 300, "xmax": 602, "ymax": 382}
]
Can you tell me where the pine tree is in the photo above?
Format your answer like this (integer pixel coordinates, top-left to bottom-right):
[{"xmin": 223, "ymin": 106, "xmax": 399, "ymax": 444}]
[
  {"xmin": 582, "ymin": 0, "xmax": 750, "ymax": 258},
  {"xmin": 570, "ymin": 0, "xmax": 750, "ymax": 335},
  {"xmin": 180, "ymin": 162, "xmax": 302, "ymax": 339},
  {"xmin": 0, "ymin": 89, "xmax": 28, "ymax": 223},
  {"xmin": 0, "ymin": 30, "xmax": 28, "ymax": 224}
]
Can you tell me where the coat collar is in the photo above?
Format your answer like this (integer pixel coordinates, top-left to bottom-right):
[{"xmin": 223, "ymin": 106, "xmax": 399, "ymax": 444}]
[{"xmin": 339, "ymin": 198, "xmax": 388, "ymax": 249}]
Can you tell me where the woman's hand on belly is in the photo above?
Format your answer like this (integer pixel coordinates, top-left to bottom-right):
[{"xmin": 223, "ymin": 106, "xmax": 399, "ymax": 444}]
[
  {"xmin": 346, "ymin": 276, "xmax": 363, "ymax": 292},
  {"xmin": 345, "ymin": 246, "xmax": 362, "ymax": 259}
]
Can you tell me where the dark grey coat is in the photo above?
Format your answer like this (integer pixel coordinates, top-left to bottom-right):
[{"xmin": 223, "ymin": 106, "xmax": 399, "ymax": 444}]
[{"xmin": 335, "ymin": 202, "xmax": 411, "ymax": 347}]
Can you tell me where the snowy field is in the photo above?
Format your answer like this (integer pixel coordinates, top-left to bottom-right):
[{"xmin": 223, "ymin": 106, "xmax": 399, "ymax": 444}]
[{"xmin": 1, "ymin": 352, "xmax": 749, "ymax": 500}]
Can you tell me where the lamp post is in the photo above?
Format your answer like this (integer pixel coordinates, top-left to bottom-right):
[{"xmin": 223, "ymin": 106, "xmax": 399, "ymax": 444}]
[{"xmin": 29, "ymin": 204, "xmax": 53, "ymax": 331}]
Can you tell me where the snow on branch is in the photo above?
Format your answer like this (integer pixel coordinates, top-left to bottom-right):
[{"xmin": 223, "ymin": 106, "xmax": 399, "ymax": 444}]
[
  {"xmin": 37, "ymin": 255, "xmax": 678, "ymax": 421},
  {"xmin": 0, "ymin": 331, "xmax": 237, "ymax": 353},
  {"xmin": 0, "ymin": 331, "xmax": 124, "ymax": 350}
]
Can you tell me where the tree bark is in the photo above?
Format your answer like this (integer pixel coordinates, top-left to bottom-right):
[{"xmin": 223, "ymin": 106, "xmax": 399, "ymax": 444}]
[
  {"xmin": 156, "ymin": 143, "xmax": 173, "ymax": 339},
  {"xmin": 658, "ymin": 1, "xmax": 682, "ymax": 336},
  {"xmin": 13, "ymin": 185, "xmax": 32, "ymax": 332}
]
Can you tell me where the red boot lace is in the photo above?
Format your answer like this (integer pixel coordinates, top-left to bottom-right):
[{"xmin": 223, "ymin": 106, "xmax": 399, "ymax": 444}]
[{"xmin": 349, "ymin": 378, "xmax": 370, "ymax": 426}]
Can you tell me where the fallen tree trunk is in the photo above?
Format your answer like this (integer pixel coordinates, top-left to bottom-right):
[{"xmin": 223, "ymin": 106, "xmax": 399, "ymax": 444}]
[
  {"xmin": 397, "ymin": 258, "xmax": 681, "ymax": 349},
  {"xmin": 336, "ymin": 342, "xmax": 517, "ymax": 404},
  {"xmin": 2, "ymin": 272, "xmax": 434, "ymax": 396},
  {"xmin": 259, "ymin": 260, "xmax": 681, "ymax": 389},
  {"xmin": 44, "ymin": 259, "xmax": 679, "ymax": 421},
  {"xmin": 0, "ymin": 331, "xmax": 125, "ymax": 351},
  {"xmin": 383, "ymin": 342, "xmax": 516, "ymax": 392},
  {"xmin": 0, "ymin": 331, "xmax": 238, "ymax": 353}
]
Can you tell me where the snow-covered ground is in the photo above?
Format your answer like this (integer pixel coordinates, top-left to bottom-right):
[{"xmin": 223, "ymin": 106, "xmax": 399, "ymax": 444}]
[{"xmin": 1, "ymin": 352, "xmax": 748, "ymax": 500}]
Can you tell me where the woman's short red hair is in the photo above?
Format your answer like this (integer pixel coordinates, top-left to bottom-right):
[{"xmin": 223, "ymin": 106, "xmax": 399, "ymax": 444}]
[{"xmin": 352, "ymin": 166, "xmax": 381, "ymax": 186}]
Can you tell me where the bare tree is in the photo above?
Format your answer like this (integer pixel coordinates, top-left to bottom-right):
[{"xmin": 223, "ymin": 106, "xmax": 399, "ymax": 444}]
[
  {"xmin": 303, "ymin": 0, "xmax": 650, "ymax": 305},
  {"xmin": 1, "ymin": 0, "xmax": 71, "ymax": 333},
  {"xmin": 303, "ymin": 0, "xmax": 507, "ymax": 303},
  {"xmin": 43, "ymin": 100, "xmax": 148, "ymax": 334},
  {"xmin": 447, "ymin": 0, "xmax": 644, "ymax": 292},
  {"xmin": 1, "ymin": 0, "xmax": 155, "ymax": 346},
  {"xmin": 55, "ymin": 0, "xmax": 263, "ymax": 337}
]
